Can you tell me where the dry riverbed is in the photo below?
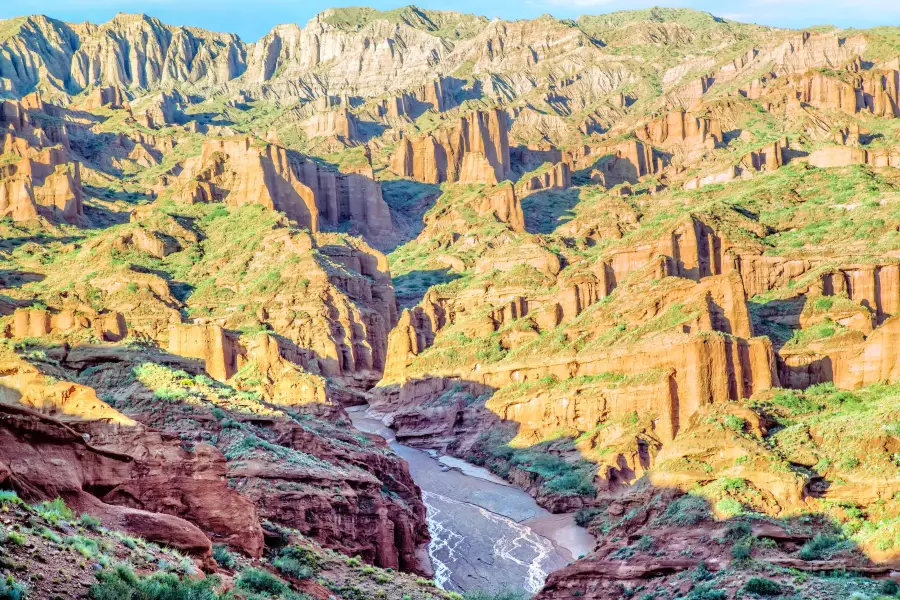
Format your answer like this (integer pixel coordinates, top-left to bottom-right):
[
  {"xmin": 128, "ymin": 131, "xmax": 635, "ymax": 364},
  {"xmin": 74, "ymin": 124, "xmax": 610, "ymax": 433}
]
[{"xmin": 347, "ymin": 407, "xmax": 595, "ymax": 594}]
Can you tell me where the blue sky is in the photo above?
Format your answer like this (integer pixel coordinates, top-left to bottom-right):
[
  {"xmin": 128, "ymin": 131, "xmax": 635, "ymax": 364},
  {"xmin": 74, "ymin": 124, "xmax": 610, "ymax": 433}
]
[{"xmin": 2, "ymin": 0, "xmax": 897, "ymax": 42}]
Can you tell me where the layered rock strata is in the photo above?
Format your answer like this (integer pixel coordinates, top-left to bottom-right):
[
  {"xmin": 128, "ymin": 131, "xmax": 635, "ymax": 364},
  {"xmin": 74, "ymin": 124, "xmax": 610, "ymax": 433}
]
[{"xmin": 390, "ymin": 109, "xmax": 511, "ymax": 184}]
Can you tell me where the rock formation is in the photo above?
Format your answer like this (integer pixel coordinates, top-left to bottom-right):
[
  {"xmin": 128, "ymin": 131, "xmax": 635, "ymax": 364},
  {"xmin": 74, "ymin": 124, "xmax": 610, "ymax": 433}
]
[
  {"xmin": 744, "ymin": 69, "xmax": 900, "ymax": 117},
  {"xmin": 577, "ymin": 140, "xmax": 662, "ymax": 187},
  {"xmin": 81, "ymin": 85, "xmax": 128, "ymax": 110},
  {"xmin": 6, "ymin": 307, "xmax": 127, "ymax": 341},
  {"xmin": 0, "ymin": 149, "xmax": 84, "ymax": 224},
  {"xmin": 517, "ymin": 161, "xmax": 572, "ymax": 196},
  {"xmin": 0, "ymin": 387, "xmax": 264, "ymax": 562},
  {"xmin": 390, "ymin": 109, "xmax": 511, "ymax": 184},
  {"xmin": 176, "ymin": 137, "xmax": 319, "ymax": 229},
  {"xmin": 808, "ymin": 145, "xmax": 900, "ymax": 168},
  {"xmin": 479, "ymin": 182, "xmax": 526, "ymax": 231},
  {"xmin": 175, "ymin": 137, "xmax": 393, "ymax": 236},
  {"xmin": 305, "ymin": 108, "xmax": 358, "ymax": 141},
  {"xmin": 636, "ymin": 109, "xmax": 722, "ymax": 151}
]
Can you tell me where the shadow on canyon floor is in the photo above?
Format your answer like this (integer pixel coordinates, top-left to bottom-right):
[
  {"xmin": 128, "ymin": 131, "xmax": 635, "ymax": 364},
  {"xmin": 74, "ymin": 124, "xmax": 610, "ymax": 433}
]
[
  {"xmin": 393, "ymin": 267, "xmax": 462, "ymax": 308},
  {"xmin": 521, "ymin": 187, "xmax": 581, "ymax": 234},
  {"xmin": 380, "ymin": 179, "xmax": 443, "ymax": 249},
  {"xmin": 0, "ymin": 269, "xmax": 45, "ymax": 289}
]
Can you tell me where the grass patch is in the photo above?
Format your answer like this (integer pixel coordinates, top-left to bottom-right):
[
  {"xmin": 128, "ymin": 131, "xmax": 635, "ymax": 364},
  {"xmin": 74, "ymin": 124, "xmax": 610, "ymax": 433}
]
[{"xmin": 91, "ymin": 564, "xmax": 219, "ymax": 600}]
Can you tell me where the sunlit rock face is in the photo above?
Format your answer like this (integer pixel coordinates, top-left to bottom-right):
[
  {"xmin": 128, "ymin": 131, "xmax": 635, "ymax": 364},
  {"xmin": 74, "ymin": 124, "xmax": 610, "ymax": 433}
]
[{"xmin": 3, "ymin": 6, "xmax": 900, "ymax": 597}]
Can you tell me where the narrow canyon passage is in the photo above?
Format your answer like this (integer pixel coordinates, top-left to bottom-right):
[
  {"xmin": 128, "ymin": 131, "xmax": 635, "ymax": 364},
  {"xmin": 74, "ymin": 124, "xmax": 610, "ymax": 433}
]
[{"xmin": 347, "ymin": 407, "xmax": 595, "ymax": 593}]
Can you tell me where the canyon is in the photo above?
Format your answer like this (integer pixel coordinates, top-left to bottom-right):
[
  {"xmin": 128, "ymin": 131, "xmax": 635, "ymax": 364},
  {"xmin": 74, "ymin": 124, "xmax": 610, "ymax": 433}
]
[{"xmin": 1, "ymin": 5, "xmax": 900, "ymax": 600}]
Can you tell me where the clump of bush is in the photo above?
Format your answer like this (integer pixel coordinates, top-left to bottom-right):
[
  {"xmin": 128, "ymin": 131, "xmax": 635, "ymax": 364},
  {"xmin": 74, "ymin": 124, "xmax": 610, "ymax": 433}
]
[
  {"xmin": 91, "ymin": 565, "xmax": 219, "ymax": 600},
  {"xmin": 80, "ymin": 514, "xmax": 102, "ymax": 531},
  {"xmin": 463, "ymin": 591, "xmax": 530, "ymax": 600},
  {"xmin": 0, "ymin": 576, "xmax": 27, "ymax": 600},
  {"xmin": 574, "ymin": 507, "xmax": 604, "ymax": 528},
  {"xmin": 212, "ymin": 544, "xmax": 237, "ymax": 569},
  {"xmin": 723, "ymin": 415, "xmax": 746, "ymax": 434},
  {"xmin": 799, "ymin": 534, "xmax": 844, "ymax": 560},
  {"xmin": 660, "ymin": 494, "xmax": 711, "ymax": 526},
  {"xmin": 743, "ymin": 577, "xmax": 783, "ymax": 595},
  {"xmin": 273, "ymin": 545, "xmax": 321, "ymax": 580},
  {"xmin": 685, "ymin": 585, "xmax": 727, "ymax": 600},
  {"xmin": 34, "ymin": 497, "xmax": 75, "ymax": 525},
  {"xmin": 236, "ymin": 568, "xmax": 288, "ymax": 595}
]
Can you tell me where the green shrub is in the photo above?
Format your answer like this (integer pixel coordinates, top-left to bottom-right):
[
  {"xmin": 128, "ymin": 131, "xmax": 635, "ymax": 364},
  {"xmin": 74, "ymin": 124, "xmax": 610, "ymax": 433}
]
[
  {"xmin": 39, "ymin": 528, "xmax": 62, "ymax": 544},
  {"xmin": 575, "ymin": 507, "xmax": 604, "ymax": 528},
  {"xmin": 7, "ymin": 531, "xmax": 26, "ymax": 546},
  {"xmin": 236, "ymin": 568, "xmax": 288, "ymax": 595},
  {"xmin": 723, "ymin": 415, "xmax": 746, "ymax": 434},
  {"xmin": 724, "ymin": 521, "xmax": 751, "ymax": 540},
  {"xmin": 878, "ymin": 580, "xmax": 899, "ymax": 595},
  {"xmin": 273, "ymin": 546, "xmax": 321, "ymax": 580},
  {"xmin": 662, "ymin": 494, "xmax": 710, "ymax": 526},
  {"xmin": 720, "ymin": 477, "xmax": 747, "ymax": 492},
  {"xmin": 91, "ymin": 564, "xmax": 219, "ymax": 600},
  {"xmin": 636, "ymin": 535, "xmax": 654, "ymax": 552},
  {"xmin": 799, "ymin": 534, "xmax": 843, "ymax": 560},
  {"xmin": 34, "ymin": 497, "xmax": 75, "ymax": 525},
  {"xmin": 80, "ymin": 514, "xmax": 102, "ymax": 531},
  {"xmin": 212, "ymin": 544, "xmax": 236, "ymax": 569},
  {"xmin": 0, "ymin": 576, "xmax": 27, "ymax": 600},
  {"xmin": 731, "ymin": 540, "xmax": 752, "ymax": 560},
  {"xmin": 743, "ymin": 577, "xmax": 782, "ymax": 595},
  {"xmin": 715, "ymin": 498, "xmax": 743, "ymax": 517},
  {"xmin": 67, "ymin": 535, "xmax": 99, "ymax": 558}
]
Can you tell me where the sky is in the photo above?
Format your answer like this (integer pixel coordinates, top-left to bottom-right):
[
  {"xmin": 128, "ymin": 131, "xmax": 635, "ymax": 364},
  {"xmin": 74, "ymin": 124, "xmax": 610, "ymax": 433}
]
[{"xmin": 2, "ymin": 0, "xmax": 898, "ymax": 43}]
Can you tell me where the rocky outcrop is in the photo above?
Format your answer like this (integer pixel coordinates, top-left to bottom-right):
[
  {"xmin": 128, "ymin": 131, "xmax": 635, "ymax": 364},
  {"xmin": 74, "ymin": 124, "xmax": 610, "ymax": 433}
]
[
  {"xmin": 603, "ymin": 217, "xmax": 734, "ymax": 287},
  {"xmin": 376, "ymin": 78, "xmax": 449, "ymax": 119},
  {"xmin": 742, "ymin": 139, "xmax": 786, "ymax": 172},
  {"xmin": 765, "ymin": 31, "xmax": 868, "ymax": 77},
  {"xmin": 478, "ymin": 182, "xmax": 525, "ymax": 231},
  {"xmin": 807, "ymin": 145, "xmax": 900, "ymax": 169},
  {"xmin": 578, "ymin": 140, "xmax": 662, "ymax": 187},
  {"xmin": 176, "ymin": 137, "xmax": 393, "ymax": 237},
  {"xmin": 81, "ymin": 85, "xmax": 128, "ymax": 110},
  {"xmin": 177, "ymin": 137, "xmax": 319, "ymax": 228},
  {"xmin": 0, "ymin": 400, "xmax": 264, "ymax": 562},
  {"xmin": 118, "ymin": 210, "xmax": 199, "ymax": 258},
  {"xmin": 737, "ymin": 257, "xmax": 900, "ymax": 325},
  {"xmin": 683, "ymin": 165, "xmax": 739, "ymax": 189},
  {"xmin": 168, "ymin": 323, "xmax": 239, "ymax": 382},
  {"xmin": 781, "ymin": 315, "xmax": 900, "ymax": 390},
  {"xmin": 376, "ymin": 267, "xmax": 773, "ymax": 450},
  {"xmin": 636, "ymin": 109, "xmax": 722, "ymax": 151},
  {"xmin": 65, "ymin": 348, "xmax": 430, "ymax": 573},
  {"xmin": 389, "ymin": 108, "xmax": 511, "ymax": 184},
  {"xmin": 517, "ymin": 161, "xmax": 572, "ymax": 196},
  {"xmin": 511, "ymin": 145, "xmax": 569, "ymax": 173},
  {"xmin": 380, "ymin": 330, "xmax": 775, "ymax": 447},
  {"xmin": 6, "ymin": 307, "xmax": 127, "ymax": 342},
  {"xmin": 305, "ymin": 108, "xmax": 358, "ymax": 141},
  {"xmin": 0, "ymin": 148, "xmax": 84, "ymax": 223},
  {"xmin": 744, "ymin": 68, "xmax": 899, "ymax": 117}
]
